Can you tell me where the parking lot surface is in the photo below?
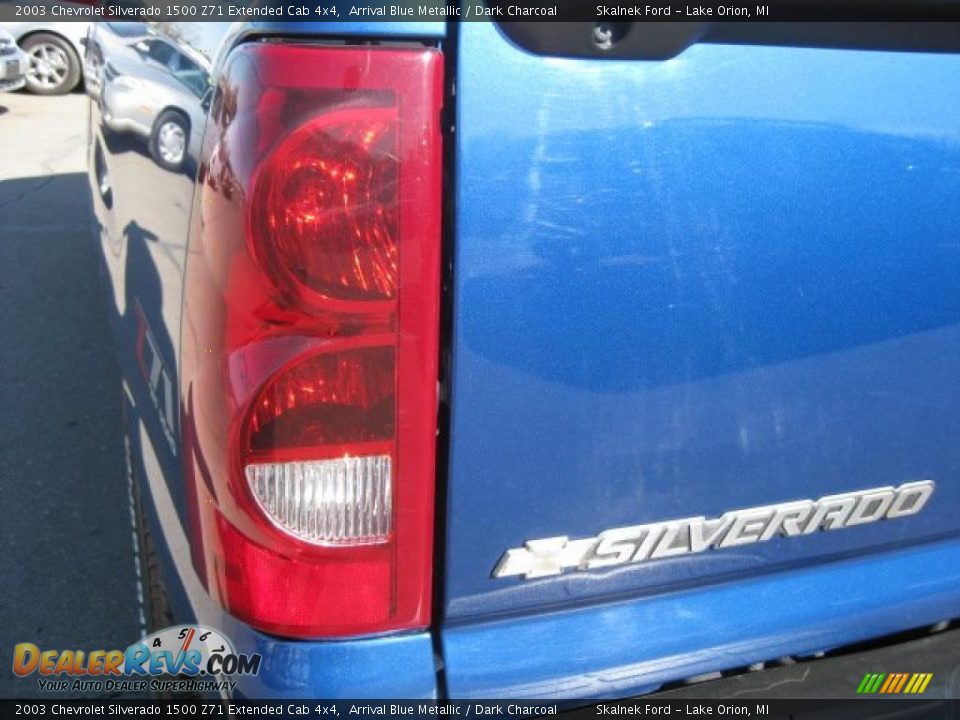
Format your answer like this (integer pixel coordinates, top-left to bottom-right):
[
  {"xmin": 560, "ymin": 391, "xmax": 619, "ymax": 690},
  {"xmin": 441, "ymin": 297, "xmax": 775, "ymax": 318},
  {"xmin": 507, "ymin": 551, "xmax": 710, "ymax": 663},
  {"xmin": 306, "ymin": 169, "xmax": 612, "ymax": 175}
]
[{"xmin": 0, "ymin": 91, "xmax": 139, "ymax": 698}]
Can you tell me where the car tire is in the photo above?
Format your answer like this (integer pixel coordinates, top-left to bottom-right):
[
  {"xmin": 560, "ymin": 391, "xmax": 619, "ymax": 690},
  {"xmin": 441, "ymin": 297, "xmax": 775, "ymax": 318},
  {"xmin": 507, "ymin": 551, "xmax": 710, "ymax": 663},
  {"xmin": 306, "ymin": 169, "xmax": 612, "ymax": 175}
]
[
  {"xmin": 128, "ymin": 441, "xmax": 197, "ymax": 700},
  {"xmin": 21, "ymin": 33, "xmax": 82, "ymax": 96},
  {"xmin": 131, "ymin": 452, "xmax": 174, "ymax": 635},
  {"xmin": 149, "ymin": 110, "xmax": 190, "ymax": 173},
  {"xmin": 123, "ymin": 392, "xmax": 173, "ymax": 636}
]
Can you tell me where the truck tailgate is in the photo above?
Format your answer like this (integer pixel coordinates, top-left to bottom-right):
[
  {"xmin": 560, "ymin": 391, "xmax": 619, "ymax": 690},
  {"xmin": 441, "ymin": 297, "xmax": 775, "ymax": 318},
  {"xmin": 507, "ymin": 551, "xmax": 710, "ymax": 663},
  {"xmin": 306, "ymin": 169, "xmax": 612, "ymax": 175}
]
[{"xmin": 440, "ymin": 21, "xmax": 960, "ymax": 695}]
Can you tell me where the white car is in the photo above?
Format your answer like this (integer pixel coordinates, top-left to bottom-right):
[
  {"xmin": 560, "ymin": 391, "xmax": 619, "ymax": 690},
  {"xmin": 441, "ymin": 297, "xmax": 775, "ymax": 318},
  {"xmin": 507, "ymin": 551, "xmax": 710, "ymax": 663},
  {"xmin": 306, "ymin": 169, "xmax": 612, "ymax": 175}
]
[
  {"xmin": 0, "ymin": 27, "xmax": 28, "ymax": 93},
  {"xmin": 0, "ymin": 22, "xmax": 90, "ymax": 95}
]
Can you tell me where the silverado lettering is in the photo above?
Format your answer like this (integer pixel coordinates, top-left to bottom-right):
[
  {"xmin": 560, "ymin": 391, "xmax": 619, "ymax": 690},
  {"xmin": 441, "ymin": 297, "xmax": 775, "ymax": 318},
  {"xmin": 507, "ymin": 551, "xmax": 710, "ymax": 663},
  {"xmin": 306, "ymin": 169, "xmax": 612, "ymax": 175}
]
[{"xmin": 493, "ymin": 481, "xmax": 935, "ymax": 579}]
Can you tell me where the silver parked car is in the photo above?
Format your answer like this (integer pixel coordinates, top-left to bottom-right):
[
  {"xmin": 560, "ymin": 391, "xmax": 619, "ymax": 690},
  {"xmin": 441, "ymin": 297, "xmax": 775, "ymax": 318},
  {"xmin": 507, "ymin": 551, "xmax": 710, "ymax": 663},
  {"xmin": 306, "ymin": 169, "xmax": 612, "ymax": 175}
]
[
  {"xmin": 0, "ymin": 22, "xmax": 90, "ymax": 95},
  {"xmin": 0, "ymin": 27, "xmax": 28, "ymax": 93},
  {"xmin": 89, "ymin": 26, "xmax": 210, "ymax": 172},
  {"xmin": 82, "ymin": 22, "xmax": 149, "ymax": 99}
]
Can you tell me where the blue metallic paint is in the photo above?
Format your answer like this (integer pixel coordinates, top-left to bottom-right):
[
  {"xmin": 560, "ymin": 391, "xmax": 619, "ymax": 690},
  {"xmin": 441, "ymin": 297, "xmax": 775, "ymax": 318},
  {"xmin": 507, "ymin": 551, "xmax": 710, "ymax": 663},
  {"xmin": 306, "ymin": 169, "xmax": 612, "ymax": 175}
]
[
  {"xmin": 223, "ymin": 627, "xmax": 437, "ymax": 699},
  {"xmin": 443, "ymin": 537, "xmax": 960, "ymax": 698},
  {"xmin": 91, "ymin": 17, "xmax": 960, "ymax": 699},
  {"xmin": 441, "ymin": 20, "xmax": 960, "ymax": 690}
]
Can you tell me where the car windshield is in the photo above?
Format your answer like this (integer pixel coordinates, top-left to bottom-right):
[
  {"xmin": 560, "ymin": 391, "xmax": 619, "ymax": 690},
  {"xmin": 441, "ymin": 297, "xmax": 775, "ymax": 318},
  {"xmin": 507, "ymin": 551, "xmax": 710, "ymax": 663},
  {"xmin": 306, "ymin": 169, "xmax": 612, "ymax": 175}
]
[
  {"xmin": 107, "ymin": 22, "xmax": 149, "ymax": 38},
  {"xmin": 146, "ymin": 40, "xmax": 174, "ymax": 66},
  {"xmin": 167, "ymin": 53, "xmax": 209, "ymax": 97}
]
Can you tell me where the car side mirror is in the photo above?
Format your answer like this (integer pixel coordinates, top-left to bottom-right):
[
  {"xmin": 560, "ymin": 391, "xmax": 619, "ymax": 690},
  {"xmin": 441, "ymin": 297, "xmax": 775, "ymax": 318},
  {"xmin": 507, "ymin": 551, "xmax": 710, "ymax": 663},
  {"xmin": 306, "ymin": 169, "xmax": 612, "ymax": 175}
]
[{"xmin": 133, "ymin": 41, "xmax": 150, "ymax": 56}]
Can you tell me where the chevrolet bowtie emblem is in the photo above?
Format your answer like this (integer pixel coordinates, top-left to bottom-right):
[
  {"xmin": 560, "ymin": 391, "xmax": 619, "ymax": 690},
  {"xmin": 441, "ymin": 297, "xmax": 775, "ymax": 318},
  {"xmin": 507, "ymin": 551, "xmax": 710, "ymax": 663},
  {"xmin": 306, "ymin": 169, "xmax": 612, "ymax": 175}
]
[
  {"xmin": 493, "ymin": 537, "xmax": 597, "ymax": 579},
  {"xmin": 493, "ymin": 481, "xmax": 935, "ymax": 580}
]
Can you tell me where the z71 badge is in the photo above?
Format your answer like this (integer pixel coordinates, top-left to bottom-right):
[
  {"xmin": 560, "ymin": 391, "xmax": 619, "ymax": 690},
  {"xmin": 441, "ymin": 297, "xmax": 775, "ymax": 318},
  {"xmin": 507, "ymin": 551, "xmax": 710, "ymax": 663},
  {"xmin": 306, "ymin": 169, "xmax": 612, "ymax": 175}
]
[{"xmin": 493, "ymin": 481, "xmax": 935, "ymax": 579}]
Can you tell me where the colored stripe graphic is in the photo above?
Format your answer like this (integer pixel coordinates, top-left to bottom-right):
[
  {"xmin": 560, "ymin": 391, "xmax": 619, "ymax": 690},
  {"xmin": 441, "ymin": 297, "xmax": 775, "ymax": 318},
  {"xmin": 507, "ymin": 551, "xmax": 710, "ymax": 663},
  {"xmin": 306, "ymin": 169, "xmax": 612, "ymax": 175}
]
[
  {"xmin": 879, "ymin": 674, "xmax": 896, "ymax": 693},
  {"xmin": 857, "ymin": 673, "xmax": 933, "ymax": 694},
  {"xmin": 906, "ymin": 673, "xmax": 934, "ymax": 694},
  {"xmin": 893, "ymin": 673, "xmax": 910, "ymax": 693},
  {"xmin": 885, "ymin": 673, "xmax": 899, "ymax": 693},
  {"xmin": 858, "ymin": 673, "xmax": 886, "ymax": 693}
]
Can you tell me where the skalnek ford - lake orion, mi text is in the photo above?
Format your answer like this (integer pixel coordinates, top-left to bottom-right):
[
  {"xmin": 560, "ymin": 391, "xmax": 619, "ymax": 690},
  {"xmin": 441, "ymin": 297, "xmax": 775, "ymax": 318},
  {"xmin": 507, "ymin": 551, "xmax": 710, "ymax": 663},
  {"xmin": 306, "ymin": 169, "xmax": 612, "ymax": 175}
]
[{"xmin": 597, "ymin": 4, "xmax": 769, "ymax": 16}]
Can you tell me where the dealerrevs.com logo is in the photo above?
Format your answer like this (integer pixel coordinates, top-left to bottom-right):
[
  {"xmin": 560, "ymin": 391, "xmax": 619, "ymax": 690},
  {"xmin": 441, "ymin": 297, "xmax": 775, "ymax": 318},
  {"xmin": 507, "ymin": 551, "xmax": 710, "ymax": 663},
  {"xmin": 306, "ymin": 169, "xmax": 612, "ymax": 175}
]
[{"xmin": 13, "ymin": 625, "xmax": 261, "ymax": 694}]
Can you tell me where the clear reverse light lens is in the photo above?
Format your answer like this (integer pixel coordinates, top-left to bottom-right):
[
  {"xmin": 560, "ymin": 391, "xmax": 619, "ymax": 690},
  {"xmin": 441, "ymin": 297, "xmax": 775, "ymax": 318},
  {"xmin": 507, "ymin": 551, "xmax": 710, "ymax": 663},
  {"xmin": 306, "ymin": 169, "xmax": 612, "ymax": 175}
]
[{"xmin": 246, "ymin": 455, "xmax": 392, "ymax": 545}]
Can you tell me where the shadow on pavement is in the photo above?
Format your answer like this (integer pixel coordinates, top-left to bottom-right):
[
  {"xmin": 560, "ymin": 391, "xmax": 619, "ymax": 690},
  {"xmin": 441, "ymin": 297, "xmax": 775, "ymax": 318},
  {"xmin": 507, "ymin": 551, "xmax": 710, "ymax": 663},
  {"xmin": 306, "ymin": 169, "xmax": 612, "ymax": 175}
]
[{"xmin": 0, "ymin": 172, "xmax": 139, "ymax": 698}]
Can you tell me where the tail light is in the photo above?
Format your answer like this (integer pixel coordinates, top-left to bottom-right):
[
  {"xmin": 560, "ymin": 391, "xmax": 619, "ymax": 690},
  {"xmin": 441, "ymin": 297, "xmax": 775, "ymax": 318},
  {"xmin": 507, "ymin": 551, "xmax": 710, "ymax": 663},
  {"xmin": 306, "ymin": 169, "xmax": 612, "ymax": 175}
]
[{"xmin": 181, "ymin": 44, "xmax": 443, "ymax": 637}]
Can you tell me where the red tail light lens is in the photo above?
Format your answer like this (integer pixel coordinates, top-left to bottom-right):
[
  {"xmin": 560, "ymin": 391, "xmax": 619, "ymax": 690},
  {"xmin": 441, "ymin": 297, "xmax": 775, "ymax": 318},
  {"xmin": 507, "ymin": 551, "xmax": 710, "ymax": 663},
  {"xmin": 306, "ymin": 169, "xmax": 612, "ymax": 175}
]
[
  {"xmin": 181, "ymin": 44, "xmax": 442, "ymax": 638},
  {"xmin": 244, "ymin": 346, "xmax": 396, "ymax": 452},
  {"xmin": 251, "ymin": 108, "xmax": 400, "ymax": 303}
]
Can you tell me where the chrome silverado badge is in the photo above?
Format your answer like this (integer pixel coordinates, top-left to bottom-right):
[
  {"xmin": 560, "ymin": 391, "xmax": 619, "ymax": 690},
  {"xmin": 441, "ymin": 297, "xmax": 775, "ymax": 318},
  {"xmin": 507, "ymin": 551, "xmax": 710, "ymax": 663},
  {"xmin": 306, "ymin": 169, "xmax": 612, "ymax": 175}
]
[{"xmin": 493, "ymin": 481, "xmax": 935, "ymax": 580}]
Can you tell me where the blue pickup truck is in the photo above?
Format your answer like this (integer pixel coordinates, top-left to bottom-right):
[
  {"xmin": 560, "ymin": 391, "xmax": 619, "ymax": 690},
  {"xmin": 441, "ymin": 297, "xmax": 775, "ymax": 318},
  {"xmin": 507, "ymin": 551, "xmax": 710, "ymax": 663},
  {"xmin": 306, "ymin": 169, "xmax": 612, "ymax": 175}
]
[{"xmin": 87, "ymin": 19, "xmax": 960, "ymax": 699}]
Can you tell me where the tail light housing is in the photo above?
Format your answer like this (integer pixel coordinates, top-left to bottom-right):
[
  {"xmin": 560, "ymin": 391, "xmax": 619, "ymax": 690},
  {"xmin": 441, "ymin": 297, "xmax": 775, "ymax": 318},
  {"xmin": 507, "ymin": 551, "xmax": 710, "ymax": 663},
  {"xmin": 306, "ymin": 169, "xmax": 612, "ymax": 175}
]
[{"xmin": 181, "ymin": 43, "xmax": 442, "ymax": 637}]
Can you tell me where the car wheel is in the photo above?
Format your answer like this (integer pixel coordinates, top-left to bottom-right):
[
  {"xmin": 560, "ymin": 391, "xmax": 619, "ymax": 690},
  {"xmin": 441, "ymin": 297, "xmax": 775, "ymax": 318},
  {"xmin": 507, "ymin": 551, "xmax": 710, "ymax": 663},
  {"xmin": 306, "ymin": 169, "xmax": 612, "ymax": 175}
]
[
  {"xmin": 149, "ymin": 110, "xmax": 189, "ymax": 172},
  {"xmin": 21, "ymin": 33, "xmax": 82, "ymax": 96}
]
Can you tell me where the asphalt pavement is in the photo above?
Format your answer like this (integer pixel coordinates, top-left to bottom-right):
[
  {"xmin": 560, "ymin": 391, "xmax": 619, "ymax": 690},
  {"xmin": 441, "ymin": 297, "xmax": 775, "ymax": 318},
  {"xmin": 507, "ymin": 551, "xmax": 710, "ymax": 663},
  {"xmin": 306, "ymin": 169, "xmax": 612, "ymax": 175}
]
[{"xmin": 0, "ymin": 90, "xmax": 139, "ymax": 698}]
